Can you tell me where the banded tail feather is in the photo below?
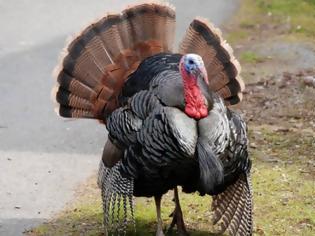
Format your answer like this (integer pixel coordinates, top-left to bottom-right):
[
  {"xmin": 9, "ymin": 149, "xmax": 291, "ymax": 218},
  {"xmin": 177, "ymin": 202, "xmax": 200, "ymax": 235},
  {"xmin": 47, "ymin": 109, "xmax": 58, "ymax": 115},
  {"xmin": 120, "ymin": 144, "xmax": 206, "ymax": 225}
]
[
  {"xmin": 179, "ymin": 17, "xmax": 244, "ymax": 105},
  {"xmin": 52, "ymin": 1, "xmax": 176, "ymax": 122},
  {"xmin": 211, "ymin": 173, "xmax": 253, "ymax": 236}
]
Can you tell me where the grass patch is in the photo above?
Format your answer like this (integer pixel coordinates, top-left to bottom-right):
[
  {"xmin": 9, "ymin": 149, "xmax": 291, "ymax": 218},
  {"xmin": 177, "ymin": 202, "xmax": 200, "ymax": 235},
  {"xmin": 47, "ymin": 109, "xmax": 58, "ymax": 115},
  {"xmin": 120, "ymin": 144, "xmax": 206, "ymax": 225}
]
[
  {"xmin": 226, "ymin": 30, "xmax": 249, "ymax": 44},
  {"xmin": 253, "ymin": 162, "xmax": 315, "ymax": 235},
  {"xmin": 227, "ymin": 0, "xmax": 315, "ymax": 43},
  {"xmin": 27, "ymin": 177, "xmax": 216, "ymax": 236},
  {"xmin": 250, "ymin": 125, "xmax": 315, "ymax": 235},
  {"xmin": 240, "ymin": 51, "xmax": 265, "ymax": 63},
  {"xmin": 258, "ymin": 0, "xmax": 315, "ymax": 36},
  {"xmin": 226, "ymin": 0, "xmax": 261, "ymax": 44}
]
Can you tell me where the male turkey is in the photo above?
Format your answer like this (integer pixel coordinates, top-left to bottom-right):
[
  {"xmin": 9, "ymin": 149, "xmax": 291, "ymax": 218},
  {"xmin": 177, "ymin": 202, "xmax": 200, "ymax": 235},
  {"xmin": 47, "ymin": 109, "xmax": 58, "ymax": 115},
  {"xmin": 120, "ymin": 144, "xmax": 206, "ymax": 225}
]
[{"xmin": 52, "ymin": 1, "xmax": 252, "ymax": 236}]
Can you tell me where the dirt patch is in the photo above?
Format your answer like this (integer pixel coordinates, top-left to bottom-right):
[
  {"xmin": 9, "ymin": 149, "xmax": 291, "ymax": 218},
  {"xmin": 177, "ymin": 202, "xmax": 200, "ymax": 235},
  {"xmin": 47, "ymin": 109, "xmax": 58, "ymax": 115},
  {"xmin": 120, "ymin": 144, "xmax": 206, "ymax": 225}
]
[
  {"xmin": 240, "ymin": 69, "xmax": 315, "ymax": 127},
  {"xmin": 235, "ymin": 41, "xmax": 315, "ymax": 80}
]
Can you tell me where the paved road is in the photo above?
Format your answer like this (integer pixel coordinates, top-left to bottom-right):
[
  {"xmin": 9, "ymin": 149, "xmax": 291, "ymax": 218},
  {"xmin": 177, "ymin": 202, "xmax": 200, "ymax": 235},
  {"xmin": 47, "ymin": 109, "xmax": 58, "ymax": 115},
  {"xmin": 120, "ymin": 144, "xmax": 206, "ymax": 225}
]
[{"xmin": 0, "ymin": 0, "xmax": 239, "ymax": 235}]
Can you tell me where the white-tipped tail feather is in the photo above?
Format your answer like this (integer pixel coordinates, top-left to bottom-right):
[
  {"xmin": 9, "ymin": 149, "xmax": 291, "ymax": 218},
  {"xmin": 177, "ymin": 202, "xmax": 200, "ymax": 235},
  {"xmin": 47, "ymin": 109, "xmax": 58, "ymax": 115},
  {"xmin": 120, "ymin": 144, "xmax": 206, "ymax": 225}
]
[
  {"xmin": 52, "ymin": 1, "xmax": 176, "ymax": 122},
  {"xmin": 179, "ymin": 17, "xmax": 244, "ymax": 105}
]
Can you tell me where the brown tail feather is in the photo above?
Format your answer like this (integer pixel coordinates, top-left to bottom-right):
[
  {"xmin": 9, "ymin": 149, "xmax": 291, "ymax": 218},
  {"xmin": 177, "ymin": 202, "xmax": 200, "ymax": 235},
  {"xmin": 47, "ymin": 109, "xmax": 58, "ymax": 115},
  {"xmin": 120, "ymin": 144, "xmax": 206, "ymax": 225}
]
[
  {"xmin": 56, "ymin": 88, "xmax": 93, "ymax": 110},
  {"xmin": 211, "ymin": 173, "xmax": 253, "ymax": 236},
  {"xmin": 56, "ymin": 71, "xmax": 96, "ymax": 100},
  {"xmin": 53, "ymin": 1, "xmax": 175, "ymax": 121},
  {"xmin": 58, "ymin": 105, "xmax": 95, "ymax": 119},
  {"xmin": 179, "ymin": 17, "xmax": 244, "ymax": 105}
]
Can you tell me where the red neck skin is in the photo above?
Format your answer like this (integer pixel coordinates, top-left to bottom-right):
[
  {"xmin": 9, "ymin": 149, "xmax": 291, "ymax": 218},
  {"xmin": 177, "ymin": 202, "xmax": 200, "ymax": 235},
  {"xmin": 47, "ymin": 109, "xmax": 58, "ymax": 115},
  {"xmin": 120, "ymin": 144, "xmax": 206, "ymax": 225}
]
[{"xmin": 181, "ymin": 68, "xmax": 208, "ymax": 119}]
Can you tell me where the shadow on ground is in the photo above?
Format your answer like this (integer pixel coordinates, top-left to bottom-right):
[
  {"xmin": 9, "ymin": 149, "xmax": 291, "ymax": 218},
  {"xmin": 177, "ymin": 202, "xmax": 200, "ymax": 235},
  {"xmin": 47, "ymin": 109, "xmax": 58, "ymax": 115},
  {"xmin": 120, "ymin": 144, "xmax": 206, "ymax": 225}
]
[{"xmin": 28, "ymin": 214, "xmax": 218, "ymax": 236}]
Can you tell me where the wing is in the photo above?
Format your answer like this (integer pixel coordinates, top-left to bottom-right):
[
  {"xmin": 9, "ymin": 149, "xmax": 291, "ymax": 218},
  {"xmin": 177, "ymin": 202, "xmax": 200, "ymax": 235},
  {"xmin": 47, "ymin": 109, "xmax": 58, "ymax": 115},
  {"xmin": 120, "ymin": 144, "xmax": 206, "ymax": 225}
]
[
  {"xmin": 196, "ymin": 97, "xmax": 230, "ymax": 194},
  {"xmin": 210, "ymin": 110, "xmax": 253, "ymax": 235}
]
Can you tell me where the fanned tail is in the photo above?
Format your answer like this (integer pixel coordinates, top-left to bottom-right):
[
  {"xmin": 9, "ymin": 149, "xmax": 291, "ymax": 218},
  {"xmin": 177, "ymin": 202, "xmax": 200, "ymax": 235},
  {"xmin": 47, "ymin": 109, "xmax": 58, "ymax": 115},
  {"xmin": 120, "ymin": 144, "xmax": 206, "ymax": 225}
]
[
  {"xmin": 53, "ymin": 1, "xmax": 175, "ymax": 122},
  {"xmin": 179, "ymin": 18, "xmax": 244, "ymax": 106},
  {"xmin": 211, "ymin": 173, "xmax": 253, "ymax": 236}
]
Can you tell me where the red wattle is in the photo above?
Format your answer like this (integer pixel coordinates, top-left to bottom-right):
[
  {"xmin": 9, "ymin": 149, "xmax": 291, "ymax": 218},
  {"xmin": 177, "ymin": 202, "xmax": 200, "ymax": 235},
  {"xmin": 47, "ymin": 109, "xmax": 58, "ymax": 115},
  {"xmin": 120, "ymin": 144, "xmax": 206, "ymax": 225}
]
[
  {"xmin": 199, "ymin": 106, "xmax": 208, "ymax": 117},
  {"xmin": 181, "ymin": 66, "xmax": 208, "ymax": 119},
  {"xmin": 185, "ymin": 105, "xmax": 200, "ymax": 119}
]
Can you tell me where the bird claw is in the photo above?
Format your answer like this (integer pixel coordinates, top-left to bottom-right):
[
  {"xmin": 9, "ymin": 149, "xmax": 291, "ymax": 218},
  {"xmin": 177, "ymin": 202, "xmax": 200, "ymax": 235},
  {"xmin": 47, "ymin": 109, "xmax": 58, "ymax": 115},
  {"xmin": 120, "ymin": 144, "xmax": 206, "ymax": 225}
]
[
  {"xmin": 166, "ymin": 208, "xmax": 189, "ymax": 236},
  {"xmin": 156, "ymin": 229, "xmax": 165, "ymax": 236}
]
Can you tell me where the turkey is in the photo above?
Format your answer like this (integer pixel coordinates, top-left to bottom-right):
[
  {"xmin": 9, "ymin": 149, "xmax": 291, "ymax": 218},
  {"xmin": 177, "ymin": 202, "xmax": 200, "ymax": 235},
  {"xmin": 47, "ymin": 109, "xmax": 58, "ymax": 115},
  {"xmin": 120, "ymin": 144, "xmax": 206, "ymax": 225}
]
[{"xmin": 52, "ymin": 1, "xmax": 252, "ymax": 236}]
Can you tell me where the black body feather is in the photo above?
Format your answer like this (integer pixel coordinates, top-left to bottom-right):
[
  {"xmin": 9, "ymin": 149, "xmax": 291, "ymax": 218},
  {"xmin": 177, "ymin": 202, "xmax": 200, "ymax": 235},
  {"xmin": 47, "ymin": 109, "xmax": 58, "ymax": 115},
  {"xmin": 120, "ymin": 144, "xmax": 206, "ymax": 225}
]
[{"xmin": 105, "ymin": 53, "xmax": 250, "ymax": 198}]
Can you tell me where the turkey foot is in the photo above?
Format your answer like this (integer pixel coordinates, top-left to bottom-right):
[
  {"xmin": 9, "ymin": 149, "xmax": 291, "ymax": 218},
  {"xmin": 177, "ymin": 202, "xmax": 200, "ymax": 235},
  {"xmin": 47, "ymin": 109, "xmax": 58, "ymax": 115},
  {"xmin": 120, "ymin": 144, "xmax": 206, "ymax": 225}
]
[
  {"xmin": 167, "ymin": 187, "xmax": 189, "ymax": 236},
  {"xmin": 155, "ymin": 195, "xmax": 165, "ymax": 236}
]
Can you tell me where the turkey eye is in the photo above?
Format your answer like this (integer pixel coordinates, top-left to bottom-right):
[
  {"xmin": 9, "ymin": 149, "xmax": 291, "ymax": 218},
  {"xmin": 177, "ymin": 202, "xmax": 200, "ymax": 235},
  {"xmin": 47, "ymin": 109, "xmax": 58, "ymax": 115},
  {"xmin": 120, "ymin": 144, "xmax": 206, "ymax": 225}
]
[{"xmin": 188, "ymin": 59, "xmax": 194, "ymax": 65}]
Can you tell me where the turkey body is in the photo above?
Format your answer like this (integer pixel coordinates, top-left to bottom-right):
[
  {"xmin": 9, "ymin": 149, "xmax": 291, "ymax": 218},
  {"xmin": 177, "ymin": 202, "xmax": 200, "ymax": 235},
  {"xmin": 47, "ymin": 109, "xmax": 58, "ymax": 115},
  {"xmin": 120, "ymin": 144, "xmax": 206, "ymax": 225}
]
[
  {"xmin": 53, "ymin": 2, "xmax": 253, "ymax": 235},
  {"xmin": 106, "ymin": 53, "xmax": 249, "ymax": 198}
]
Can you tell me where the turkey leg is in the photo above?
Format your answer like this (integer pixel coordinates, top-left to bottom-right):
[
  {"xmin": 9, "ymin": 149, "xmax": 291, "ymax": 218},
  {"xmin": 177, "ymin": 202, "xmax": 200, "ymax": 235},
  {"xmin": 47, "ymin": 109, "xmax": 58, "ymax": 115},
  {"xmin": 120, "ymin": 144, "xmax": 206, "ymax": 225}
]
[
  {"xmin": 167, "ymin": 187, "xmax": 189, "ymax": 236},
  {"xmin": 155, "ymin": 195, "xmax": 165, "ymax": 236}
]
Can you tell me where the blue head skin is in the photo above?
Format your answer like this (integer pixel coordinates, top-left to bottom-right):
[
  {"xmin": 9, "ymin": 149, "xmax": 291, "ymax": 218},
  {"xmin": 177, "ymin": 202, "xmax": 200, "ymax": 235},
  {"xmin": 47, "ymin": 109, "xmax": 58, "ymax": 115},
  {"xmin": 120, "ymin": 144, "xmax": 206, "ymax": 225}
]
[
  {"xmin": 183, "ymin": 54, "xmax": 204, "ymax": 73},
  {"xmin": 180, "ymin": 53, "xmax": 208, "ymax": 84},
  {"xmin": 179, "ymin": 53, "xmax": 210, "ymax": 119}
]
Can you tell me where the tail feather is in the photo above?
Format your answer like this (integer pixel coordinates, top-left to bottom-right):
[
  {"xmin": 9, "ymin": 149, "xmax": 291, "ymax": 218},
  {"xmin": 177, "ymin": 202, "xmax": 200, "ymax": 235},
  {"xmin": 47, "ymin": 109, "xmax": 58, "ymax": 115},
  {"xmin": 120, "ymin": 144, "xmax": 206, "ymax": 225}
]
[
  {"xmin": 56, "ymin": 71, "xmax": 96, "ymax": 99},
  {"xmin": 66, "ymin": 29, "xmax": 110, "ymax": 81},
  {"xmin": 53, "ymin": 1, "xmax": 175, "ymax": 122},
  {"xmin": 97, "ymin": 14, "xmax": 128, "ymax": 60},
  {"xmin": 58, "ymin": 106, "xmax": 95, "ymax": 119},
  {"xmin": 80, "ymin": 24, "xmax": 114, "ymax": 66},
  {"xmin": 56, "ymin": 88, "xmax": 93, "ymax": 110},
  {"xmin": 217, "ymin": 78, "xmax": 244, "ymax": 100},
  {"xmin": 62, "ymin": 53, "xmax": 101, "ymax": 88},
  {"xmin": 179, "ymin": 17, "xmax": 244, "ymax": 106}
]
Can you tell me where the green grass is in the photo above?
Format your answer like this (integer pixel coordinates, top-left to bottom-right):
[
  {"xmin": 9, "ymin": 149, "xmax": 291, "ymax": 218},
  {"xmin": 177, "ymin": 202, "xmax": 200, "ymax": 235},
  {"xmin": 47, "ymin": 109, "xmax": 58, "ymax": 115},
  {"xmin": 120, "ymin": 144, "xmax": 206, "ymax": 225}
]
[
  {"xmin": 30, "ymin": 187, "xmax": 217, "ymax": 236},
  {"xmin": 253, "ymin": 163, "xmax": 315, "ymax": 235},
  {"xmin": 250, "ymin": 125, "xmax": 315, "ymax": 235},
  {"xmin": 240, "ymin": 51, "xmax": 265, "ymax": 63},
  {"xmin": 227, "ymin": 0, "xmax": 315, "ymax": 43},
  {"xmin": 258, "ymin": 0, "xmax": 315, "ymax": 36},
  {"xmin": 28, "ymin": 126, "xmax": 315, "ymax": 236},
  {"xmin": 226, "ymin": 0, "xmax": 261, "ymax": 44}
]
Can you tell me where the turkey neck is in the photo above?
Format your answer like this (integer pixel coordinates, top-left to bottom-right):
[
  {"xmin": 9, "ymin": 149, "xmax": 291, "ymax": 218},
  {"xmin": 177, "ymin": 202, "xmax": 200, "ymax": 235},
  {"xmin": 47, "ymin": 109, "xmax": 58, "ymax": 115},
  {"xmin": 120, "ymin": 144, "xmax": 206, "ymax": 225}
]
[{"xmin": 182, "ymin": 74, "xmax": 209, "ymax": 120}]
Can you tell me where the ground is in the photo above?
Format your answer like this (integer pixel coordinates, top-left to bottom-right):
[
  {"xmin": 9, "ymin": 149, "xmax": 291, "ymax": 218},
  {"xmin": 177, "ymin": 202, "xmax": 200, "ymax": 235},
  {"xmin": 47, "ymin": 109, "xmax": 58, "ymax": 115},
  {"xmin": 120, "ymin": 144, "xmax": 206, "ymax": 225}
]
[{"xmin": 26, "ymin": 0, "xmax": 315, "ymax": 235}]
